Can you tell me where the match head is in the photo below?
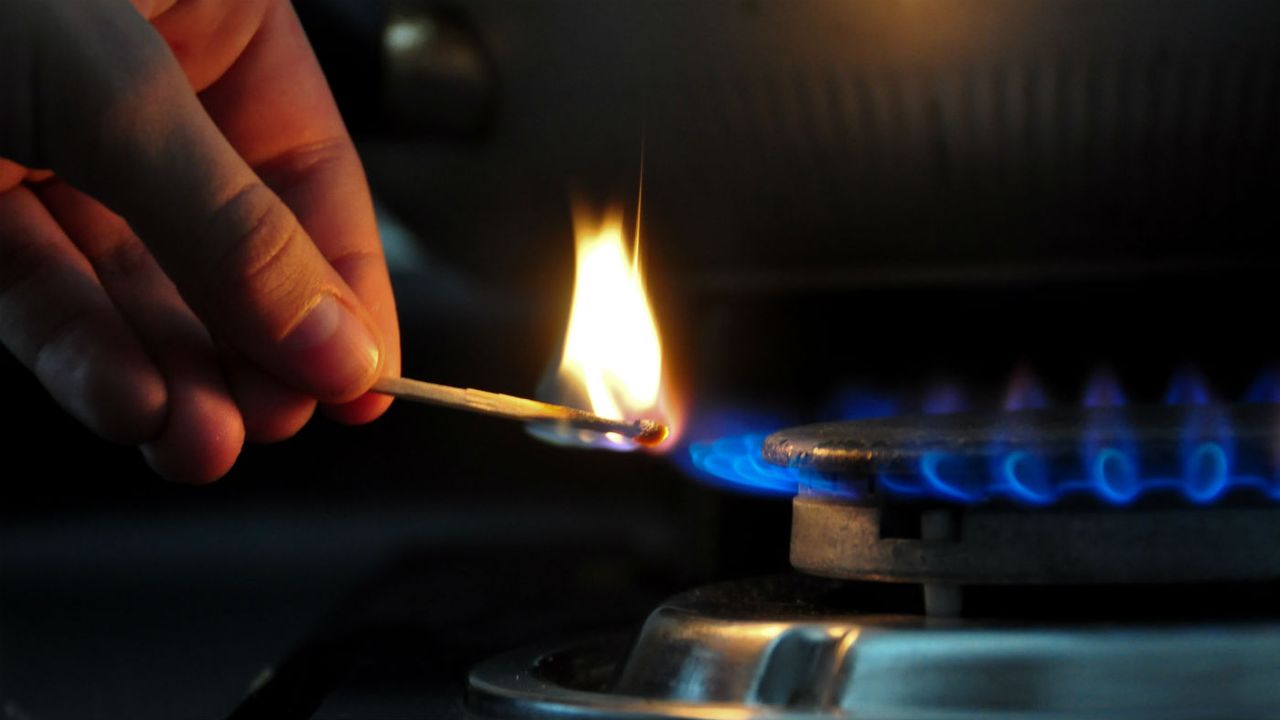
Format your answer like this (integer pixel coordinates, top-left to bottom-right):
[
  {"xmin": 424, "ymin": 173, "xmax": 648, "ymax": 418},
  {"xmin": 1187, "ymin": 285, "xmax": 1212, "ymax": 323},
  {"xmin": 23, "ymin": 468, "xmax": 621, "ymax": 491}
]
[{"xmin": 632, "ymin": 419, "xmax": 670, "ymax": 447}]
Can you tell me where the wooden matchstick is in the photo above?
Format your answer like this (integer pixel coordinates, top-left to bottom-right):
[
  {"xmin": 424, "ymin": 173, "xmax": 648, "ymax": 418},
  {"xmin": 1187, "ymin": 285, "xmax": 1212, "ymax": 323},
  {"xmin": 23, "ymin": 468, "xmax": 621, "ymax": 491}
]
[{"xmin": 370, "ymin": 376, "xmax": 669, "ymax": 446}]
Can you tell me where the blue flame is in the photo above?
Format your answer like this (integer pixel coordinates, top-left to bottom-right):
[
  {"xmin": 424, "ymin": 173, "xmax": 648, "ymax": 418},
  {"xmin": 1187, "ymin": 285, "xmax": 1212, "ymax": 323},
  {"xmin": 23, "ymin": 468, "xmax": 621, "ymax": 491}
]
[
  {"xmin": 861, "ymin": 392, "xmax": 1275, "ymax": 506},
  {"xmin": 686, "ymin": 433, "xmax": 801, "ymax": 496},
  {"xmin": 1246, "ymin": 368, "xmax": 1280, "ymax": 404},
  {"xmin": 682, "ymin": 367, "xmax": 1280, "ymax": 505},
  {"xmin": 876, "ymin": 437, "xmax": 1265, "ymax": 507},
  {"xmin": 1176, "ymin": 403, "xmax": 1235, "ymax": 504},
  {"xmin": 685, "ymin": 431, "xmax": 861, "ymax": 499},
  {"xmin": 919, "ymin": 452, "xmax": 979, "ymax": 502},
  {"xmin": 1166, "ymin": 367, "xmax": 1212, "ymax": 406},
  {"xmin": 1004, "ymin": 369, "xmax": 1049, "ymax": 411},
  {"xmin": 922, "ymin": 381, "xmax": 969, "ymax": 415},
  {"xmin": 681, "ymin": 393, "xmax": 900, "ymax": 498},
  {"xmin": 1184, "ymin": 442, "xmax": 1229, "ymax": 503},
  {"xmin": 1090, "ymin": 447, "xmax": 1140, "ymax": 504},
  {"xmin": 878, "ymin": 402, "xmax": 1276, "ymax": 506},
  {"xmin": 826, "ymin": 386, "xmax": 899, "ymax": 421},
  {"xmin": 997, "ymin": 450, "xmax": 1054, "ymax": 505},
  {"xmin": 1083, "ymin": 368, "xmax": 1126, "ymax": 408}
]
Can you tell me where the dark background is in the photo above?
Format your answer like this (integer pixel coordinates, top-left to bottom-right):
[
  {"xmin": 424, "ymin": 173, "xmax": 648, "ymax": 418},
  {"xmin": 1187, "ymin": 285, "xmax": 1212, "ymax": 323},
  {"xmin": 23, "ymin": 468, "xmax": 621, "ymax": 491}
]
[{"xmin": 3, "ymin": 0, "xmax": 1279, "ymax": 717}]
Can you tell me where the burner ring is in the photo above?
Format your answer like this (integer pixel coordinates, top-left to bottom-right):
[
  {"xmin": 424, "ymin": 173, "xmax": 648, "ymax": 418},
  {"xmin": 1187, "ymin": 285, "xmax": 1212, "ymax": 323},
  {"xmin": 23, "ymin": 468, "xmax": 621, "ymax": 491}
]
[{"xmin": 762, "ymin": 404, "xmax": 1280, "ymax": 507}]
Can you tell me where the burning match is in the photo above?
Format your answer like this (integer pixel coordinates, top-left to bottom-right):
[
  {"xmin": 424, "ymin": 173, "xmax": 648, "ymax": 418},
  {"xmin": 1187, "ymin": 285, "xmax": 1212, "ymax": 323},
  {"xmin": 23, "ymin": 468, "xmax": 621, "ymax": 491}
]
[
  {"xmin": 526, "ymin": 205, "xmax": 680, "ymax": 450},
  {"xmin": 371, "ymin": 376, "xmax": 670, "ymax": 447}
]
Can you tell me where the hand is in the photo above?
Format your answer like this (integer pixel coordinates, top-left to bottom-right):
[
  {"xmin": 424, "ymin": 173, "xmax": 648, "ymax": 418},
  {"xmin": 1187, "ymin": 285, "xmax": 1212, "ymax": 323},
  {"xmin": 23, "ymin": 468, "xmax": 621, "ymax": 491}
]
[{"xmin": 0, "ymin": 0, "xmax": 401, "ymax": 482}]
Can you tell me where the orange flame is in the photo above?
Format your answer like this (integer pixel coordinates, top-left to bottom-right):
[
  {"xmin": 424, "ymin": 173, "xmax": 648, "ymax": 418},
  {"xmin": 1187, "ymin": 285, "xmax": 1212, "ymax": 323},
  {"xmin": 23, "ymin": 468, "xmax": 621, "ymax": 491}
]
[{"xmin": 533, "ymin": 206, "xmax": 679, "ymax": 451}]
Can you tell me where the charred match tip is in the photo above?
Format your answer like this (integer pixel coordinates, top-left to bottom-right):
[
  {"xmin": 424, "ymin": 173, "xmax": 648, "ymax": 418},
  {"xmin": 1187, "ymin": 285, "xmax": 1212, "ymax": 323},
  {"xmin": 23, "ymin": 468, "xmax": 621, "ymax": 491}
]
[{"xmin": 632, "ymin": 419, "xmax": 670, "ymax": 447}]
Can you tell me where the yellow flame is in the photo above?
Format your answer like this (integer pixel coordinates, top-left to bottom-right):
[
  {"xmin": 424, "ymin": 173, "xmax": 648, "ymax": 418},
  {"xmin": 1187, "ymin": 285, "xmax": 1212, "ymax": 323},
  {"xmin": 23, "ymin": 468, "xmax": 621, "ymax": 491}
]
[{"xmin": 548, "ymin": 208, "xmax": 675, "ymax": 449}]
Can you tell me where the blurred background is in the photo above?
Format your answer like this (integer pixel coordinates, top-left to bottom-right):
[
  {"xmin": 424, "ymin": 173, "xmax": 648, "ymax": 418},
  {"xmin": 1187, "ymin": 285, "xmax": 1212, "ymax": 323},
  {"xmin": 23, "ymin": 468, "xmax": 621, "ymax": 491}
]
[{"xmin": 2, "ymin": 0, "xmax": 1278, "ymax": 717}]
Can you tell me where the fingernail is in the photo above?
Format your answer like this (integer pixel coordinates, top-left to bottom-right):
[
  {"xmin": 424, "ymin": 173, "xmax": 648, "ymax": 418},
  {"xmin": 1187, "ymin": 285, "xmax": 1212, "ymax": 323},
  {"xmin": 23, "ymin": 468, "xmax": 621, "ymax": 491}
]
[{"xmin": 283, "ymin": 296, "xmax": 380, "ymax": 398}]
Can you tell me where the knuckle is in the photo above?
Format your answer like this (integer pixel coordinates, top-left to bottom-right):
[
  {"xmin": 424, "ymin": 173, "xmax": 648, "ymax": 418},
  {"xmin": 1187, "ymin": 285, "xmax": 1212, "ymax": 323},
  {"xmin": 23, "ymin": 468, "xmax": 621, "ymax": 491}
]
[
  {"xmin": 255, "ymin": 137, "xmax": 350, "ymax": 190},
  {"xmin": 206, "ymin": 183, "xmax": 308, "ymax": 305},
  {"xmin": 326, "ymin": 248, "xmax": 385, "ymax": 279}
]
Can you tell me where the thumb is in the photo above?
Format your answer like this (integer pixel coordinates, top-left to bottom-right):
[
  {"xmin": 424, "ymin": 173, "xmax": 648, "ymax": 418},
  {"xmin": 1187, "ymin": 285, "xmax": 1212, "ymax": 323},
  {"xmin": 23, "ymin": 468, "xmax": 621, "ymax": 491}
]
[{"xmin": 4, "ymin": 1, "xmax": 382, "ymax": 401}]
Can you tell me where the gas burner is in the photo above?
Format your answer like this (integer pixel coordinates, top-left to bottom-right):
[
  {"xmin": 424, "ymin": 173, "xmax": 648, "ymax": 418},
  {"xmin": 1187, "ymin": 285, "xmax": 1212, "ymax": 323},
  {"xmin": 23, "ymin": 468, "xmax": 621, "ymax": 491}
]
[
  {"xmin": 764, "ymin": 406, "xmax": 1280, "ymax": 612},
  {"xmin": 466, "ymin": 407, "xmax": 1280, "ymax": 719},
  {"xmin": 468, "ymin": 576, "xmax": 1280, "ymax": 720}
]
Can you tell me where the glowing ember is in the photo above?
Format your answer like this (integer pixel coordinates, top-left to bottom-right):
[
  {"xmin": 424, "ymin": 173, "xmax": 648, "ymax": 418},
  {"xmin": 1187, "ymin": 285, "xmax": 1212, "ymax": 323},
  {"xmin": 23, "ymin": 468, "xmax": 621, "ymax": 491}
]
[{"xmin": 531, "ymin": 207, "xmax": 677, "ymax": 450}]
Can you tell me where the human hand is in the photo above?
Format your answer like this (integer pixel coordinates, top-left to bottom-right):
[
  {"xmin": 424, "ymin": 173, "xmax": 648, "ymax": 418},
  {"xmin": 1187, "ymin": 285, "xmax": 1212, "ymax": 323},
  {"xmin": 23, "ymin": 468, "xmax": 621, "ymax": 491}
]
[{"xmin": 0, "ymin": 0, "xmax": 400, "ymax": 482}]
